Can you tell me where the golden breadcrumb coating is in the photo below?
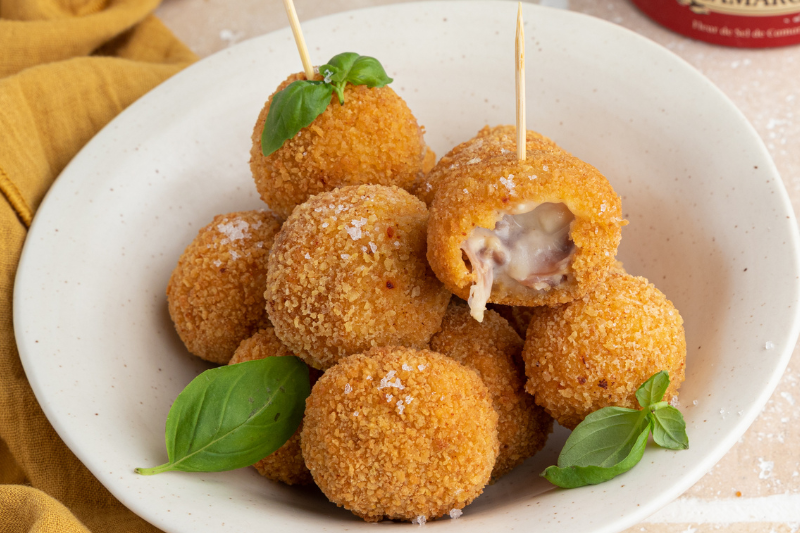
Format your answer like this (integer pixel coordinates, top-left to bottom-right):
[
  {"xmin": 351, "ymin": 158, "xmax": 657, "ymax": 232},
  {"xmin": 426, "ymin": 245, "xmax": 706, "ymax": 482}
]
[
  {"xmin": 250, "ymin": 72, "xmax": 433, "ymax": 219},
  {"xmin": 229, "ymin": 328, "xmax": 321, "ymax": 486},
  {"xmin": 522, "ymin": 272, "xmax": 686, "ymax": 429},
  {"xmin": 430, "ymin": 302, "xmax": 553, "ymax": 481},
  {"xmin": 427, "ymin": 148, "xmax": 625, "ymax": 308},
  {"xmin": 167, "ymin": 211, "xmax": 282, "ymax": 364},
  {"xmin": 414, "ymin": 125, "xmax": 565, "ymax": 206},
  {"xmin": 265, "ymin": 185, "xmax": 451, "ymax": 370},
  {"xmin": 301, "ymin": 346, "xmax": 498, "ymax": 522},
  {"xmin": 489, "ymin": 304, "xmax": 536, "ymax": 340}
]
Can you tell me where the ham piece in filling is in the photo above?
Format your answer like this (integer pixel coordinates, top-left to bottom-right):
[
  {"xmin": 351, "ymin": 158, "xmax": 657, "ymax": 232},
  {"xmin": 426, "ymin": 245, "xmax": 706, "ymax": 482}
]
[{"xmin": 461, "ymin": 202, "xmax": 575, "ymax": 321}]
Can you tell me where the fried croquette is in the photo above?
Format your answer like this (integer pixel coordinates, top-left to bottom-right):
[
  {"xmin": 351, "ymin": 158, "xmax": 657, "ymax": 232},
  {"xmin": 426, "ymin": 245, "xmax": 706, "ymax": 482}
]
[
  {"xmin": 488, "ymin": 304, "xmax": 535, "ymax": 340},
  {"xmin": 522, "ymin": 272, "xmax": 686, "ymax": 429},
  {"xmin": 414, "ymin": 125, "xmax": 565, "ymax": 206},
  {"xmin": 250, "ymin": 72, "xmax": 433, "ymax": 219},
  {"xmin": 228, "ymin": 328, "xmax": 321, "ymax": 485},
  {"xmin": 429, "ymin": 302, "xmax": 553, "ymax": 481},
  {"xmin": 301, "ymin": 346, "xmax": 499, "ymax": 522},
  {"xmin": 265, "ymin": 184, "xmax": 451, "ymax": 370},
  {"xmin": 427, "ymin": 146, "xmax": 625, "ymax": 322},
  {"xmin": 167, "ymin": 211, "xmax": 282, "ymax": 364}
]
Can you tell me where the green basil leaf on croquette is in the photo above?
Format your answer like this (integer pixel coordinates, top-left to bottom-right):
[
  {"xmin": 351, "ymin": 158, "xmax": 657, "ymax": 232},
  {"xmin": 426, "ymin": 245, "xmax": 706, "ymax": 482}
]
[
  {"xmin": 135, "ymin": 356, "xmax": 310, "ymax": 475},
  {"xmin": 636, "ymin": 370, "xmax": 671, "ymax": 409},
  {"xmin": 320, "ymin": 52, "xmax": 393, "ymax": 89},
  {"xmin": 651, "ymin": 405, "xmax": 689, "ymax": 450},
  {"xmin": 261, "ymin": 80, "xmax": 333, "ymax": 157},
  {"xmin": 542, "ymin": 424, "xmax": 650, "ymax": 488},
  {"xmin": 556, "ymin": 406, "xmax": 650, "ymax": 468}
]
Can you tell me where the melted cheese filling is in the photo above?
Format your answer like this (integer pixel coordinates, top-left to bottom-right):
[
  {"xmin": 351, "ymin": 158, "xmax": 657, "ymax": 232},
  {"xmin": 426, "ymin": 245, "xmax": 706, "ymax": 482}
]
[{"xmin": 461, "ymin": 202, "xmax": 575, "ymax": 321}]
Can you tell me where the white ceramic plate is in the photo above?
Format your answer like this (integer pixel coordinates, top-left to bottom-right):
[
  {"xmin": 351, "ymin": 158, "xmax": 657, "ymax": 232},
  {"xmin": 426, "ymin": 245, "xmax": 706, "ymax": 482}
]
[{"xmin": 15, "ymin": 2, "xmax": 800, "ymax": 532}]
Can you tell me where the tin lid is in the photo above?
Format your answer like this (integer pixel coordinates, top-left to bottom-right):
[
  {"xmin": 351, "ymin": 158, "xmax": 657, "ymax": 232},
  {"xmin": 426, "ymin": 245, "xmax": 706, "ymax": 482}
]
[{"xmin": 631, "ymin": 0, "xmax": 800, "ymax": 48}]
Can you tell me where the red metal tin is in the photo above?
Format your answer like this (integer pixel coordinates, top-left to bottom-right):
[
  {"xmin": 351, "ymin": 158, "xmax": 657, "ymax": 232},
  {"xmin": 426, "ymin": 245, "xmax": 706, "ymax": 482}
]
[{"xmin": 631, "ymin": 0, "xmax": 800, "ymax": 48}]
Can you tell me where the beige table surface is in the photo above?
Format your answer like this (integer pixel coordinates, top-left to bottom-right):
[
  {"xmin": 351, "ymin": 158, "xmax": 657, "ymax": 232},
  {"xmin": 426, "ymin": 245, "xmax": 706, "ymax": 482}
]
[{"xmin": 156, "ymin": 0, "xmax": 800, "ymax": 530}]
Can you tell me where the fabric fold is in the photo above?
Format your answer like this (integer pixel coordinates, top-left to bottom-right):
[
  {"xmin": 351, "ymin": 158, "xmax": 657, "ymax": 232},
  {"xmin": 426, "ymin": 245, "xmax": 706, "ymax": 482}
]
[{"xmin": 0, "ymin": 0, "xmax": 196, "ymax": 531}]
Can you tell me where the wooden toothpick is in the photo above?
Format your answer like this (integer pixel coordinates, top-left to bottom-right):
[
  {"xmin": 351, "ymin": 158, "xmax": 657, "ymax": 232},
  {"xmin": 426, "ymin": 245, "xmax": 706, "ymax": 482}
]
[
  {"xmin": 283, "ymin": 0, "xmax": 315, "ymax": 80},
  {"xmin": 515, "ymin": 3, "xmax": 526, "ymax": 162}
]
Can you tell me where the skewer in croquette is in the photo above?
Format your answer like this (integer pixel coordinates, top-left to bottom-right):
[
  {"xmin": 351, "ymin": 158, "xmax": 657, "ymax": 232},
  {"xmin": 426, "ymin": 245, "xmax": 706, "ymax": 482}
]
[
  {"xmin": 522, "ymin": 272, "xmax": 686, "ymax": 429},
  {"xmin": 265, "ymin": 184, "xmax": 451, "ymax": 370},
  {"xmin": 427, "ymin": 139, "xmax": 625, "ymax": 321},
  {"xmin": 414, "ymin": 125, "xmax": 565, "ymax": 206},
  {"xmin": 430, "ymin": 301, "xmax": 553, "ymax": 481},
  {"xmin": 301, "ymin": 346, "xmax": 499, "ymax": 522},
  {"xmin": 228, "ymin": 328, "xmax": 321, "ymax": 485},
  {"xmin": 250, "ymin": 72, "xmax": 435, "ymax": 219},
  {"xmin": 167, "ymin": 210, "xmax": 282, "ymax": 364}
]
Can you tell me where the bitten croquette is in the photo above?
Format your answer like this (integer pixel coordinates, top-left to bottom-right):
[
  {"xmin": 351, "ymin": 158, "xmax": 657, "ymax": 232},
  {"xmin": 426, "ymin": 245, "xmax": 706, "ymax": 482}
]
[
  {"xmin": 427, "ymin": 146, "xmax": 625, "ymax": 321},
  {"xmin": 522, "ymin": 272, "xmax": 687, "ymax": 429},
  {"xmin": 301, "ymin": 346, "xmax": 499, "ymax": 522},
  {"xmin": 414, "ymin": 125, "xmax": 565, "ymax": 206},
  {"xmin": 167, "ymin": 210, "xmax": 282, "ymax": 364},
  {"xmin": 430, "ymin": 301, "xmax": 553, "ymax": 481},
  {"xmin": 250, "ymin": 72, "xmax": 433, "ymax": 219},
  {"xmin": 228, "ymin": 328, "xmax": 321, "ymax": 485},
  {"xmin": 265, "ymin": 184, "xmax": 451, "ymax": 370}
]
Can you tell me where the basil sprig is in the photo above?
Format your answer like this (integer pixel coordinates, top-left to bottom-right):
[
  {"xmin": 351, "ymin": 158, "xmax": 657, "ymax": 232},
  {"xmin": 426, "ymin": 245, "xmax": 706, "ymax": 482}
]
[
  {"xmin": 135, "ymin": 356, "xmax": 310, "ymax": 475},
  {"xmin": 542, "ymin": 371, "xmax": 689, "ymax": 489},
  {"xmin": 261, "ymin": 52, "xmax": 393, "ymax": 157}
]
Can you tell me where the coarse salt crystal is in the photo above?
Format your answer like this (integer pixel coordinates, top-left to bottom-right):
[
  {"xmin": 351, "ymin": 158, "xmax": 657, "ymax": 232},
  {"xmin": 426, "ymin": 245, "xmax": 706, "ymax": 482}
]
[
  {"xmin": 396, "ymin": 400, "xmax": 405, "ymax": 414},
  {"xmin": 230, "ymin": 250, "xmax": 240, "ymax": 261},
  {"xmin": 766, "ymin": 341, "xmax": 775, "ymax": 350},
  {"xmin": 369, "ymin": 242, "xmax": 378, "ymax": 253},
  {"xmin": 213, "ymin": 260, "xmax": 222, "ymax": 267},
  {"xmin": 542, "ymin": 165, "xmax": 549, "ymax": 171},
  {"xmin": 346, "ymin": 218, "xmax": 368, "ymax": 240},
  {"xmin": 405, "ymin": 395, "xmax": 413, "ymax": 404},
  {"xmin": 418, "ymin": 364, "xmax": 426, "ymax": 371},
  {"xmin": 386, "ymin": 394, "xmax": 393, "ymax": 402},
  {"xmin": 412, "ymin": 516, "xmax": 426, "ymax": 526},
  {"xmin": 463, "ymin": 188, "xmax": 469, "ymax": 194},
  {"xmin": 394, "ymin": 241, "xmax": 401, "ymax": 247},
  {"xmin": 366, "ymin": 375, "xmax": 372, "ymax": 380},
  {"xmin": 467, "ymin": 157, "xmax": 481, "ymax": 165},
  {"xmin": 322, "ymin": 222, "xmax": 329, "ymax": 228},
  {"xmin": 601, "ymin": 203, "xmax": 607, "ymax": 212},
  {"xmin": 499, "ymin": 174, "xmax": 515, "ymax": 194},
  {"xmin": 529, "ymin": 174, "xmax": 537, "ymax": 180},
  {"xmin": 693, "ymin": 400, "xmax": 698, "ymax": 406},
  {"xmin": 344, "ymin": 383, "xmax": 352, "ymax": 394},
  {"xmin": 362, "ymin": 246, "xmax": 367, "ymax": 252},
  {"xmin": 217, "ymin": 219, "xmax": 250, "ymax": 242},
  {"xmin": 449, "ymin": 509, "xmax": 462, "ymax": 519},
  {"xmin": 353, "ymin": 411, "xmax": 359, "ymax": 416},
  {"xmin": 341, "ymin": 254, "xmax": 350, "ymax": 260},
  {"xmin": 304, "ymin": 253, "xmax": 311, "ymax": 259},
  {"xmin": 402, "ymin": 364, "xmax": 413, "ymax": 371},
  {"xmin": 670, "ymin": 396, "xmax": 680, "ymax": 408}
]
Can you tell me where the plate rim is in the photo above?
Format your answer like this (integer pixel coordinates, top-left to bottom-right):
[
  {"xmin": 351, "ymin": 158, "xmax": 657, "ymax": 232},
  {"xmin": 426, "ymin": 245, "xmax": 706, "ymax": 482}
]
[{"xmin": 14, "ymin": 1, "xmax": 800, "ymax": 532}]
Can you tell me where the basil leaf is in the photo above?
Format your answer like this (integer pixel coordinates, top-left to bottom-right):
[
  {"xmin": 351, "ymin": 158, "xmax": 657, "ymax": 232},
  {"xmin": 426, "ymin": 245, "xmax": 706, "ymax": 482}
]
[
  {"xmin": 557, "ymin": 407, "xmax": 650, "ymax": 468},
  {"xmin": 635, "ymin": 370, "xmax": 670, "ymax": 408},
  {"xmin": 343, "ymin": 55, "xmax": 393, "ymax": 88},
  {"xmin": 261, "ymin": 80, "xmax": 334, "ymax": 157},
  {"xmin": 135, "ymin": 357, "xmax": 309, "ymax": 475},
  {"xmin": 319, "ymin": 52, "xmax": 393, "ymax": 92},
  {"xmin": 651, "ymin": 405, "xmax": 689, "ymax": 450},
  {"xmin": 318, "ymin": 52, "xmax": 358, "ymax": 84},
  {"xmin": 542, "ymin": 424, "xmax": 650, "ymax": 488}
]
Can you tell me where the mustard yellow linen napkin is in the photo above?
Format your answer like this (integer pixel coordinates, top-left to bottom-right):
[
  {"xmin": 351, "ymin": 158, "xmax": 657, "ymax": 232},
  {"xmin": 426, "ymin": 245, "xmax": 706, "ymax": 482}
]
[{"xmin": 0, "ymin": 1, "xmax": 196, "ymax": 531}]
